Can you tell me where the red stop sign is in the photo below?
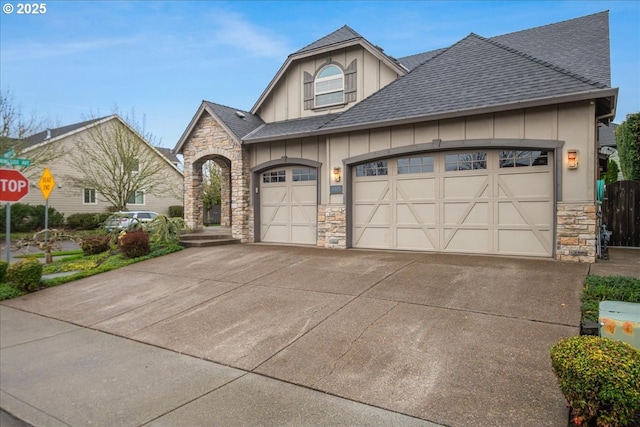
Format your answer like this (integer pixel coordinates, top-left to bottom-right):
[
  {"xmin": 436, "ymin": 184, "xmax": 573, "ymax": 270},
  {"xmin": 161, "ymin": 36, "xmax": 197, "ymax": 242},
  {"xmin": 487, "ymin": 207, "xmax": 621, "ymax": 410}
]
[{"xmin": 0, "ymin": 169, "xmax": 30, "ymax": 202}]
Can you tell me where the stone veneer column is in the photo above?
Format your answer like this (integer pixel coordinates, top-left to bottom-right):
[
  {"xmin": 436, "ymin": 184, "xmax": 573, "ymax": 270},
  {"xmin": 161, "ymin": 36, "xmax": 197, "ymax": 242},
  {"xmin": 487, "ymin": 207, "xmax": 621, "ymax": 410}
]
[
  {"xmin": 220, "ymin": 162, "xmax": 231, "ymax": 227},
  {"xmin": 318, "ymin": 205, "xmax": 346, "ymax": 249},
  {"xmin": 556, "ymin": 203, "xmax": 597, "ymax": 263},
  {"xmin": 181, "ymin": 114, "xmax": 250, "ymax": 240}
]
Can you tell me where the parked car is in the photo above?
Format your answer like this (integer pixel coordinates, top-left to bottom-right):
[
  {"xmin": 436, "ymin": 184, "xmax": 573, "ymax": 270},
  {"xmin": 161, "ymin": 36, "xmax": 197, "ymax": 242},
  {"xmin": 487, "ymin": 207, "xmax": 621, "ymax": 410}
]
[{"xmin": 104, "ymin": 211, "xmax": 158, "ymax": 231}]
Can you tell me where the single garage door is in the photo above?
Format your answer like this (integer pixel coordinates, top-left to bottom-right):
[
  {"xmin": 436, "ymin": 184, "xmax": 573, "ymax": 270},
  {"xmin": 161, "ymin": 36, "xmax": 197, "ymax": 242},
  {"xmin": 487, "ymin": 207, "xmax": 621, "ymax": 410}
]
[
  {"xmin": 260, "ymin": 166, "xmax": 317, "ymax": 244},
  {"xmin": 353, "ymin": 150, "xmax": 554, "ymax": 257}
]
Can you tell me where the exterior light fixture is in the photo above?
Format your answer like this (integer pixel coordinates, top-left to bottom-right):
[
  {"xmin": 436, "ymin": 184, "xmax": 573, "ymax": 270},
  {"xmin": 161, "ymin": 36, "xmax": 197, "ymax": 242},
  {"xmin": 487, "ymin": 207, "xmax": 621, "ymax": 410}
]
[
  {"xmin": 567, "ymin": 149, "xmax": 579, "ymax": 169},
  {"xmin": 333, "ymin": 166, "xmax": 341, "ymax": 182}
]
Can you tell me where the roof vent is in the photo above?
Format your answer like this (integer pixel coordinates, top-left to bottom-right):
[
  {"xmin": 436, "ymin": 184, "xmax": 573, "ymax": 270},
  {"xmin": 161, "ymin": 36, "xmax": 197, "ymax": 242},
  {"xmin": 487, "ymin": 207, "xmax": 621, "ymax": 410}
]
[
  {"xmin": 235, "ymin": 111, "xmax": 246, "ymax": 119},
  {"xmin": 45, "ymin": 129, "xmax": 51, "ymax": 140}
]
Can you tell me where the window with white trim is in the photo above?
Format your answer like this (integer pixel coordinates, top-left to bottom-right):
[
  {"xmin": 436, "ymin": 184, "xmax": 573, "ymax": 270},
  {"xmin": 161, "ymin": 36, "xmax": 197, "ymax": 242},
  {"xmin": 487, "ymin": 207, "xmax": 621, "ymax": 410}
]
[
  {"xmin": 83, "ymin": 188, "xmax": 96, "ymax": 204},
  {"xmin": 499, "ymin": 150, "xmax": 548, "ymax": 167},
  {"xmin": 127, "ymin": 190, "xmax": 144, "ymax": 205},
  {"xmin": 315, "ymin": 65, "xmax": 344, "ymax": 107},
  {"xmin": 262, "ymin": 170, "xmax": 286, "ymax": 183},
  {"xmin": 398, "ymin": 156, "xmax": 435, "ymax": 174},
  {"xmin": 445, "ymin": 152, "xmax": 487, "ymax": 171},
  {"xmin": 355, "ymin": 161, "xmax": 388, "ymax": 177}
]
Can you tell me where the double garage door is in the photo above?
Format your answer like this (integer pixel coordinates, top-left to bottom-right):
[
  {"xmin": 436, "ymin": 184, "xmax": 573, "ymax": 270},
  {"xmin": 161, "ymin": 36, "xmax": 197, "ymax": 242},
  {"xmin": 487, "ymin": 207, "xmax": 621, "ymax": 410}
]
[{"xmin": 353, "ymin": 150, "xmax": 554, "ymax": 257}]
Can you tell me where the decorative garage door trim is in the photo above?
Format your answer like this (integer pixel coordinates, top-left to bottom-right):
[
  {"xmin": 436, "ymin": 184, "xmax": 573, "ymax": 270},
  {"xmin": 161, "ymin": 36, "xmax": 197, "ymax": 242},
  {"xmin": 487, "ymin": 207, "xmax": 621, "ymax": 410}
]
[
  {"xmin": 251, "ymin": 158, "xmax": 322, "ymax": 244},
  {"xmin": 343, "ymin": 139, "xmax": 563, "ymax": 255}
]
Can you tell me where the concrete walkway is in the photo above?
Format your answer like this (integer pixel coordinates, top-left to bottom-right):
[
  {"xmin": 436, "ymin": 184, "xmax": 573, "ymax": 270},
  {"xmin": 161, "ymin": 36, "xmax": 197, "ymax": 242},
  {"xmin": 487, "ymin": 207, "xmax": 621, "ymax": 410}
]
[{"xmin": 1, "ymin": 244, "xmax": 620, "ymax": 426}]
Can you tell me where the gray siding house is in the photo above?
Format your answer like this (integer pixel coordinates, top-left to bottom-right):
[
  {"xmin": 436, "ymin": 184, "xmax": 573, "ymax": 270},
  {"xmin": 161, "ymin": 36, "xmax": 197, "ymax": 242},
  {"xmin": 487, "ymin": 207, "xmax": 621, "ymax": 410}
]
[{"xmin": 176, "ymin": 11, "xmax": 617, "ymax": 262}]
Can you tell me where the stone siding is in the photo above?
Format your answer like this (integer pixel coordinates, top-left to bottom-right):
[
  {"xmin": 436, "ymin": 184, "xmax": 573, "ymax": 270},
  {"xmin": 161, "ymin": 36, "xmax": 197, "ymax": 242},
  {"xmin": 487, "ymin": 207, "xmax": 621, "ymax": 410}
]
[
  {"xmin": 556, "ymin": 203, "xmax": 597, "ymax": 263},
  {"xmin": 181, "ymin": 113, "xmax": 250, "ymax": 241},
  {"xmin": 317, "ymin": 205, "xmax": 347, "ymax": 249}
]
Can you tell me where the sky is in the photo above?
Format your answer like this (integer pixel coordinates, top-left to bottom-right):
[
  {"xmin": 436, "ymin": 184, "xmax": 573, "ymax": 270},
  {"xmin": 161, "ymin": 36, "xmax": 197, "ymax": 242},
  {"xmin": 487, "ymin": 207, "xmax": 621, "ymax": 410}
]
[{"xmin": 1, "ymin": 0, "xmax": 639, "ymax": 149}]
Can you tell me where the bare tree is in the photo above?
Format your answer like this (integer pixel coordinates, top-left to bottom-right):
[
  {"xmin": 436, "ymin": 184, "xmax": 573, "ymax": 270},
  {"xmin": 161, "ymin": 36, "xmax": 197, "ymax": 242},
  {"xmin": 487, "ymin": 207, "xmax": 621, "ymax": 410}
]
[
  {"xmin": 66, "ymin": 111, "xmax": 180, "ymax": 211},
  {"xmin": 0, "ymin": 89, "xmax": 66, "ymax": 176}
]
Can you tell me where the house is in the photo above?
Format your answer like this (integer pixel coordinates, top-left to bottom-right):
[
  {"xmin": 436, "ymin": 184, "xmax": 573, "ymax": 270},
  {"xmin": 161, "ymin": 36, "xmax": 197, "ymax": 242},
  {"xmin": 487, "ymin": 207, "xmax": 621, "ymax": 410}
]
[
  {"xmin": 175, "ymin": 11, "xmax": 617, "ymax": 263},
  {"xmin": 598, "ymin": 123, "xmax": 624, "ymax": 181},
  {"xmin": 18, "ymin": 115, "xmax": 183, "ymax": 216}
]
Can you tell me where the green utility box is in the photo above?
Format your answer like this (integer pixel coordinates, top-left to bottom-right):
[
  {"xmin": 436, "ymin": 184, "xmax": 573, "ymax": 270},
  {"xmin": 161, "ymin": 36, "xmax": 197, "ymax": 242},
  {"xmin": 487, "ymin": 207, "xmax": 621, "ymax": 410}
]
[{"xmin": 599, "ymin": 301, "xmax": 640, "ymax": 349}]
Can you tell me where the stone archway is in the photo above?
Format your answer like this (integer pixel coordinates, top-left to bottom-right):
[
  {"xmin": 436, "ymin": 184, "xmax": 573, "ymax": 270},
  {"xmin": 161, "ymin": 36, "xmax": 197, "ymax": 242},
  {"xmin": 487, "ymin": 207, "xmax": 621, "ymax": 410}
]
[{"xmin": 180, "ymin": 114, "xmax": 251, "ymax": 241}]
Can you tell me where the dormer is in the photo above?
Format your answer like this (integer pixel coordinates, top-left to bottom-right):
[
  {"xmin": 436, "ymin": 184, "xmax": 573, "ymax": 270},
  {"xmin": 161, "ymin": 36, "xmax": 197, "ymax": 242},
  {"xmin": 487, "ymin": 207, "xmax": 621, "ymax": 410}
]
[{"xmin": 252, "ymin": 26, "xmax": 408, "ymax": 124}]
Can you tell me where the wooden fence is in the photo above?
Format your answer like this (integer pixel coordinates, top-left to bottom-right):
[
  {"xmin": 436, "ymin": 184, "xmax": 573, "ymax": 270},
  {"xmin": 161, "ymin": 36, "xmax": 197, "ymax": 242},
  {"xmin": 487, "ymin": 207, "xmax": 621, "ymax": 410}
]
[
  {"xmin": 603, "ymin": 180, "xmax": 640, "ymax": 247},
  {"xmin": 204, "ymin": 205, "xmax": 221, "ymax": 225}
]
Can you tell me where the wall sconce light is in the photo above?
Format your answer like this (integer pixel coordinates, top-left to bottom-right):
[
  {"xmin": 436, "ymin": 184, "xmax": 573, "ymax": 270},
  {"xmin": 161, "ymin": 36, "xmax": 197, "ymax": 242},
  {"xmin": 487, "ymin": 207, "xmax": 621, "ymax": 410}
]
[
  {"xmin": 567, "ymin": 149, "xmax": 579, "ymax": 169},
  {"xmin": 333, "ymin": 166, "xmax": 341, "ymax": 182}
]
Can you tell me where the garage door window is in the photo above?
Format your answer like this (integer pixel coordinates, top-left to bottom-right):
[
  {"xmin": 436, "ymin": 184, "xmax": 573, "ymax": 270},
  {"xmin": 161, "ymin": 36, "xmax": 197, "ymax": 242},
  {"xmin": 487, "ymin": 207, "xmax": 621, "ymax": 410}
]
[
  {"xmin": 499, "ymin": 150, "xmax": 548, "ymax": 168},
  {"xmin": 398, "ymin": 156, "xmax": 434, "ymax": 174},
  {"xmin": 445, "ymin": 152, "xmax": 487, "ymax": 171},
  {"xmin": 292, "ymin": 168, "xmax": 317, "ymax": 181},
  {"xmin": 356, "ymin": 161, "xmax": 388, "ymax": 177},
  {"xmin": 263, "ymin": 170, "xmax": 286, "ymax": 183}
]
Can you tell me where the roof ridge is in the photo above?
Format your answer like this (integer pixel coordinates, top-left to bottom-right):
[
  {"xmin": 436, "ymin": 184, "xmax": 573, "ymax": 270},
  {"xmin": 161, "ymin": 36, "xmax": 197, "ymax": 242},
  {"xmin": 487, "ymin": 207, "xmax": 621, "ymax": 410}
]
[
  {"xmin": 477, "ymin": 33, "xmax": 609, "ymax": 89},
  {"xmin": 294, "ymin": 25, "xmax": 363, "ymax": 54},
  {"xmin": 204, "ymin": 100, "xmax": 253, "ymax": 115},
  {"xmin": 492, "ymin": 10, "xmax": 608, "ymax": 39}
]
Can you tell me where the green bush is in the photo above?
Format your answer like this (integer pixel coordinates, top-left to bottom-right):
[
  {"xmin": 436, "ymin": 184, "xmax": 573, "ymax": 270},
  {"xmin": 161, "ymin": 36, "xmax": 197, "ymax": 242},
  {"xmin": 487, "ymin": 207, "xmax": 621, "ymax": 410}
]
[
  {"xmin": 551, "ymin": 335, "xmax": 640, "ymax": 427},
  {"xmin": 0, "ymin": 203, "xmax": 64, "ymax": 231},
  {"xmin": 66, "ymin": 213, "xmax": 111, "ymax": 230},
  {"xmin": 146, "ymin": 215, "xmax": 186, "ymax": 244},
  {"xmin": 80, "ymin": 235, "xmax": 111, "ymax": 256},
  {"xmin": 168, "ymin": 205, "xmax": 184, "ymax": 218},
  {"xmin": 582, "ymin": 276, "xmax": 640, "ymax": 323},
  {"xmin": 7, "ymin": 258, "xmax": 43, "ymax": 292},
  {"xmin": 0, "ymin": 260, "xmax": 7, "ymax": 283},
  {"xmin": 118, "ymin": 230, "xmax": 150, "ymax": 259}
]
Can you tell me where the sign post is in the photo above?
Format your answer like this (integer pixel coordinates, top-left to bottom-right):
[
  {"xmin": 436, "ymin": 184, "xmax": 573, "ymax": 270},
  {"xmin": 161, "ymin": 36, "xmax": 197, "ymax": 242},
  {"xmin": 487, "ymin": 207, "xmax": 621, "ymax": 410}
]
[
  {"xmin": 0, "ymin": 168, "xmax": 31, "ymax": 262},
  {"xmin": 38, "ymin": 168, "xmax": 55, "ymax": 244}
]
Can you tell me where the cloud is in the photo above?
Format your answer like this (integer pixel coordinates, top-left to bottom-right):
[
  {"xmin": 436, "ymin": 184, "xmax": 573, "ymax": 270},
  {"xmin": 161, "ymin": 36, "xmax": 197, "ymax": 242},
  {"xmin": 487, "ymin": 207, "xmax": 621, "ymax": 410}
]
[
  {"xmin": 1, "ymin": 37, "xmax": 141, "ymax": 62},
  {"xmin": 205, "ymin": 10, "xmax": 292, "ymax": 59}
]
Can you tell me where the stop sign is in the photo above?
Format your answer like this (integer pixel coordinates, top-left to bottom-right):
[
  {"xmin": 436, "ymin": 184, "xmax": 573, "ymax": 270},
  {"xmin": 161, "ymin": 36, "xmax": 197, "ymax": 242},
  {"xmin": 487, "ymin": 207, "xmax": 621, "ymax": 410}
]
[{"xmin": 0, "ymin": 169, "xmax": 30, "ymax": 202}]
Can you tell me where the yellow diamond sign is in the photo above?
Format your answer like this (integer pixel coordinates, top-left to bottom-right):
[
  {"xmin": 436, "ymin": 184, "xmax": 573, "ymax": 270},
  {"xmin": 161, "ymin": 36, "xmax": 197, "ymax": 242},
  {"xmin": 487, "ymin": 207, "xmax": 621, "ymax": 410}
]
[{"xmin": 39, "ymin": 167, "xmax": 55, "ymax": 200}]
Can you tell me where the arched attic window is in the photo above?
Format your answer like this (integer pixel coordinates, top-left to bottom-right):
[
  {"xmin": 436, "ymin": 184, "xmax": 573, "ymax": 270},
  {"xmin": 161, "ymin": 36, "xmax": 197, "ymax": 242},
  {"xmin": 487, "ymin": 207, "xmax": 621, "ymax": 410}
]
[
  {"xmin": 315, "ymin": 64, "xmax": 344, "ymax": 107},
  {"xmin": 303, "ymin": 60, "xmax": 356, "ymax": 110}
]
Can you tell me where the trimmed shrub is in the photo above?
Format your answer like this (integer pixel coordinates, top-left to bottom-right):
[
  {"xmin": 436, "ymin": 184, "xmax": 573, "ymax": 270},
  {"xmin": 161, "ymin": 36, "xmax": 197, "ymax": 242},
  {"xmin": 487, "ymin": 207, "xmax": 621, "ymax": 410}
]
[
  {"xmin": 80, "ymin": 235, "xmax": 111, "ymax": 255},
  {"xmin": 0, "ymin": 203, "xmax": 64, "ymax": 231},
  {"xmin": 118, "ymin": 230, "xmax": 150, "ymax": 259},
  {"xmin": 550, "ymin": 335, "xmax": 640, "ymax": 427},
  {"xmin": 168, "ymin": 205, "xmax": 184, "ymax": 218},
  {"xmin": 0, "ymin": 260, "xmax": 8, "ymax": 282},
  {"xmin": 7, "ymin": 258, "xmax": 43, "ymax": 292},
  {"xmin": 67, "ymin": 213, "xmax": 112, "ymax": 230}
]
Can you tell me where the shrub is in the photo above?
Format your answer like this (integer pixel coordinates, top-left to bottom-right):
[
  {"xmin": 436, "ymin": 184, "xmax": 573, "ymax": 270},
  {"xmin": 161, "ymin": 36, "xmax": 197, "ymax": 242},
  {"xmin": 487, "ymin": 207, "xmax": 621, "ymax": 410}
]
[
  {"xmin": 168, "ymin": 205, "xmax": 184, "ymax": 218},
  {"xmin": 67, "ymin": 213, "xmax": 111, "ymax": 230},
  {"xmin": 0, "ymin": 203, "xmax": 64, "ymax": 231},
  {"xmin": 29, "ymin": 204, "xmax": 65, "ymax": 229},
  {"xmin": 7, "ymin": 258, "xmax": 43, "ymax": 292},
  {"xmin": 146, "ymin": 215, "xmax": 187, "ymax": 244},
  {"xmin": 582, "ymin": 276, "xmax": 640, "ymax": 323},
  {"xmin": 80, "ymin": 235, "xmax": 111, "ymax": 256},
  {"xmin": 550, "ymin": 335, "xmax": 640, "ymax": 427},
  {"xmin": 0, "ymin": 260, "xmax": 7, "ymax": 283},
  {"xmin": 118, "ymin": 230, "xmax": 150, "ymax": 259}
]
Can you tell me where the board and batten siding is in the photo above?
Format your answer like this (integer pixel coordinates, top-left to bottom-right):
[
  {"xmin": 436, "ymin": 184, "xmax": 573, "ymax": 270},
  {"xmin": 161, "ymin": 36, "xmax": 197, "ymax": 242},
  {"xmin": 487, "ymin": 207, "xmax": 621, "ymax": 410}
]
[
  {"xmin": 256, "ymin": 46, "xmax": 401, "ymax": 123},
  {"xmin": 326, "ymin": 101, "xmax": 596, "ymax": 205}
]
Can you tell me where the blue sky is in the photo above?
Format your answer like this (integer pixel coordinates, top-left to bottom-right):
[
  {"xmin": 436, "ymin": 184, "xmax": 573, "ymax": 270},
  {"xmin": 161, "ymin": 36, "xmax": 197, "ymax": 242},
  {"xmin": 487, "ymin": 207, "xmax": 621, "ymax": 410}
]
[{"xmin": 1, "ymin": 0, "xmax": 639, "ymax": 148}]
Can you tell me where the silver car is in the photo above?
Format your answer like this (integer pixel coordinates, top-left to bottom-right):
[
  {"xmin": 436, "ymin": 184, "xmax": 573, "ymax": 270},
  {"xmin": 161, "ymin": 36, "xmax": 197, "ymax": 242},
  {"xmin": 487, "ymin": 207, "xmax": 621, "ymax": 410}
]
[{"xmin": 104, "ymin": 211, "xmax": 158, "ymax": 231}]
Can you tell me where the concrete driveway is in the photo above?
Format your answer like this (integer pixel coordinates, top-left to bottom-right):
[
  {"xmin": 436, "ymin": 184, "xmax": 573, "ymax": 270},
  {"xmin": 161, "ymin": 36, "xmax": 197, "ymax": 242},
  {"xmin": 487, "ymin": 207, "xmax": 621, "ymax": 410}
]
[{"xmin": 1, "ymin": 245, "xmax": 588, "ymax": 426}]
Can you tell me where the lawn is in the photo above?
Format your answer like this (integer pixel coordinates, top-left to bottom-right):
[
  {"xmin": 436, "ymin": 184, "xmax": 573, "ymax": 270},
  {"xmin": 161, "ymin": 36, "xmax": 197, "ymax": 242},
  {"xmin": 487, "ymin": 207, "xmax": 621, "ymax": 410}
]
[
  {"xmin": 581, "ymin": 275, "xmax": 640, "ymax": 323},
  {"xmin": 0, "ymin": 243, "xmax": 183, "ymax": 301}
]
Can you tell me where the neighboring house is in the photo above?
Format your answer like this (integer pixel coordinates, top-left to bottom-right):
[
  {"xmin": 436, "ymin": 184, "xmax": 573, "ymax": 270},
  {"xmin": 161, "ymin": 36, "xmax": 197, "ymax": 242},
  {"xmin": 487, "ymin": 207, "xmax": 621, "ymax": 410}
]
[
  {"xmin": 175, "ymin": 11, "xmax": 617, "ymax": 263},
  {"xmin": 18, "ymin": 115, "xmax": 183, "ymax": 216},
  {"xmin": 598, "ymin": 123, "xmax": 624, "ymax": 181}
]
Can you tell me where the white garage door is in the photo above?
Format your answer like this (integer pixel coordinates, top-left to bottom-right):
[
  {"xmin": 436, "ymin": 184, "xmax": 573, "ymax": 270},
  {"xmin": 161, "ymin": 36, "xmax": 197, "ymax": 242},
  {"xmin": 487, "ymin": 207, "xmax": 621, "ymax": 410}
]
[
  {"xmin": 353, "ymin": 150, "xmax": 554, "ymax": 257},
  {"xmin": 260, "ymin": 167, "xmax": 317, "ymax": 245}
]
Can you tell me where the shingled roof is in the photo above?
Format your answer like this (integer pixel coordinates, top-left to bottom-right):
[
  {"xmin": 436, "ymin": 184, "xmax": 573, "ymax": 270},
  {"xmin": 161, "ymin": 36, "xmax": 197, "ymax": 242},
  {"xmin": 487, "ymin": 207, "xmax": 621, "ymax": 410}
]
[
  {"xmin": 23, "ymin": 117, "xmax": 105, "ymax": 148},
  {"xmin": 323, "ymin": 31, "xmax": 611, "ymax": 131},
  {"xmin": 295, "ymin": 25, "xmax": 364, "ymax": 54},
  {"xmin": 398, "ymin": 48, "xmax": 447, "ymax": 71},
  {"xmin": 244, "ymin": 114, "xmax": 340, "ymax": 143},
  {"xmin": 204, "ymin": 101, "xmax": 264, "ymax": 140}
]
